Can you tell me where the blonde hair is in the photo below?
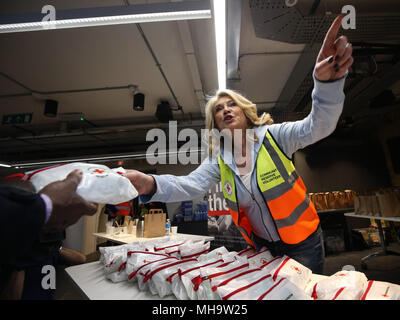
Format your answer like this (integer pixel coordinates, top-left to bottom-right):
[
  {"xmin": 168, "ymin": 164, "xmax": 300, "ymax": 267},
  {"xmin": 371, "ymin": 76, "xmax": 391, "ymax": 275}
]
[{"xmin": 204, "ymin": 89, "xmax": 273, "ymax": 156}]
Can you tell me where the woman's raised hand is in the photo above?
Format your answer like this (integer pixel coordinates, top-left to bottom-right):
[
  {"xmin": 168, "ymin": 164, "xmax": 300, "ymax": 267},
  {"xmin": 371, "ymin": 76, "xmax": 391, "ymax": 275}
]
[
  {"xmin": 314, "ymin": 14, "xmax": 354, "ymax": 82},
  {"xmin": 123, "ymin": 169, "xmax": 156, "ymax": 196}
]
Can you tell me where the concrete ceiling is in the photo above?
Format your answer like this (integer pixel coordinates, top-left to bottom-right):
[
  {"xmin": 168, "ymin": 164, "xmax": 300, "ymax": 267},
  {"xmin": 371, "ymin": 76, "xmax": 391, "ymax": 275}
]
[{"xmin": 0, "ymin": 0, "xmax": 399, "ymax": 170}]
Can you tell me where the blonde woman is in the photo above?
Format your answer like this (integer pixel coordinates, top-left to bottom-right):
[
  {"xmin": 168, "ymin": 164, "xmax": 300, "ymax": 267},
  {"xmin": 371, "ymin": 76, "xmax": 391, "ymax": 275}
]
[{"xmin": 124, "ymin": 15, "xmax": 353, "ymax": 274}]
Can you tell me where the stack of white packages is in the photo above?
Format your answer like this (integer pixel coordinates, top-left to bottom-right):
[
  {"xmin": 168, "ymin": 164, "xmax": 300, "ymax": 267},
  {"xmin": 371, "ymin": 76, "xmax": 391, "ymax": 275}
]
[{"xmin": 99, "ymin": 241, "xmax": 400, "ymax": 300}]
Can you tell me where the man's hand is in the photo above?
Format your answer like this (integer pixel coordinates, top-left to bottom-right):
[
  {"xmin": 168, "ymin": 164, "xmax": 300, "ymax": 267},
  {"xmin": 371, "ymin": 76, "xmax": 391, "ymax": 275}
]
[
  {"xmin": 314, "ymin": 14, "xmax": 354, "ymax": 82},
  {"xmin": 40, "ymin": 169, "xmax": 98, "ymax": 233},
  {"xmin": 123, "ymin": 170, "xmax": 156, "ymax": 196}
]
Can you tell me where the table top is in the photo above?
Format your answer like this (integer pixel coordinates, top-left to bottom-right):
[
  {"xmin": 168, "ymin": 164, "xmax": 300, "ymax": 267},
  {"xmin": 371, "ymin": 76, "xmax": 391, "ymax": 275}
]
[
  {"xmin": 344, "ymin": 212, "xmax": 400, "ymax": 222},
  {"xmin": 93, "ymin": 232, "xmax": 215, "ymax": 244},
  {"xmin": 65, "ymin": 261, "xmax": 176, "ymax": 300}
]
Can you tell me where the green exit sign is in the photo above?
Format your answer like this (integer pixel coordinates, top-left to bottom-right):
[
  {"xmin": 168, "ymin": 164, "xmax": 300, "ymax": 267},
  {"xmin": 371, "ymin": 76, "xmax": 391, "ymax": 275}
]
[{"xmin": 2, "ymin": 113, "xmax": 33, "ymax": 125}]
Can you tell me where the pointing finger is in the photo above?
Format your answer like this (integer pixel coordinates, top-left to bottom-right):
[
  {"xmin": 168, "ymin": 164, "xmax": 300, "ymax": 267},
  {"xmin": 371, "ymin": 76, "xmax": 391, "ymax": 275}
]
[{"xmin": 323, "ymin": 14, "xmax": 344, "ymax": 46}]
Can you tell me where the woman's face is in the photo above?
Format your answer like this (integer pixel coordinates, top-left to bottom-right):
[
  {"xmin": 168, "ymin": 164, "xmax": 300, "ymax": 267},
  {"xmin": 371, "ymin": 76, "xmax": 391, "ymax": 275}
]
[{"xmin": 213, "ymin": 96, "xmax": 248, "ymax": 132}]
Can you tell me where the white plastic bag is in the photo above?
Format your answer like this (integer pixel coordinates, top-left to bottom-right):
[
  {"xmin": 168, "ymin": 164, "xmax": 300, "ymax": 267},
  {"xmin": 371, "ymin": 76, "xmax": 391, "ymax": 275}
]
[
  {"xmin": 179, "ymin": 258, "xmax": 228, "ymax": 300},
  {"xmin": 361, "ymin": 280, "xmax": 400, "ymax": 300},
  {"xmin": 125, "ymin": 250, "xmax": 177, "ymax": 282},
  {"xmin": 311, "ymin": 270, "xmax": 368, "ymax": 300},
  {"xmin": 258, "ymin": 277, "xmax": 312, "ymax": 300},
  {"xmin": 247, "ymin": 247, "xmax": 274, "ymax": 268},
  {"xmin": 197, "ymin": 260, "xmax": 250, "ymax": 300},
  {"xmin": 25, "ymin": 162, "xmax": 138, "ymax": 204},
  {"xmin": 154, "ymin": 240, "xmax": 187, "ymax": 257},
  {"xmin": 267, "ymin": 255, "xmax": 312, "ymax": 291},
  {"xmin": 136, "ymin": 259, "xmax": 177, "ymax": 292},
  {"xmin": 197, "ymin": 246, "xmax": 229, "ymax": 262},
  {"xmin": 237, "ymin": 247, "xmax": 256, "ymax": 257},
  {"xmin": 147, "ymin": 258, "xmax": 198, "ymax": 298},
  {"xmin": 216, "ymin": 268, "xmax": 272, "ymax": 300},
  {"xmin": 304, "ymin": 273, "xmax": 328, "ymax": 297},
  {"xmin": 103, "ymin": 247, "xmax": 128, "ymax": 274},
  {"xmin": 179, "ymin": 241, "xmax": 210, "ymax": 259}
]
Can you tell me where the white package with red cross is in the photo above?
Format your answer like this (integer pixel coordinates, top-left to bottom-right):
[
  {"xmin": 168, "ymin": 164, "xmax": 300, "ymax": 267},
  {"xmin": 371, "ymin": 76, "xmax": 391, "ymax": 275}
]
[
  {"xmin": 179, "ymin": 258, "xmax": 231, "ymax": 300},
  {"xmin": 215, "ymin": 268, "xmax": 311, "ymax": 300},
  {"xmin": 24, "ymin": 162, "xmax": 138, "ymax": 204},
  {"xmin": 360, "ymin": 280, "xmax": 400, "ymax": 300},
  {"xmin": 246, "ymin": 247, "xmax": 274, "ymax": 268},
  {"xmin": 125, "ymin": 250, "xmax": 178, "ymax": 282},
  {"xmin": 197, "ymin": 260, "xmax": 251, "ymax": 300},
  {"xmin": 170, "ymin": 257, "xmax": 225, "ymax": 300},
  {"xmin": 135, "ymin": 258, "xmax": 178, "ymax": 292},
  {"xmin": 179, "ymin": 240, "xmax": 210, "ymax": 260},
  {"xmin": 310, "ymin": 270, "xmax": 368, "ymax": 300},
  {"xmin": 146, "ymin": 258, "xmax": 199, "ymax": 298},
  {"xmin": 264, "ymin": 255, "xmax": 312, "ymax": 291}
]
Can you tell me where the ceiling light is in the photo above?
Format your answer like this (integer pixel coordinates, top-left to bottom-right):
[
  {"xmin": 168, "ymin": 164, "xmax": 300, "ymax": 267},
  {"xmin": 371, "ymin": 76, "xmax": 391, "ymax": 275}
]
[
  {"xmin": 0, "ymin": 1, "xmax": 211, "ymax": 33},
  {"xmin": 212, "ymin": 0, "xmax": 226, "ymax": 90},
  {"xmin": 0, "ymin": 163, "xmax": 12, "ymax": 168},
  {"xmin": 133, "ymin": 93, "xmax": 145, "ymax": 111}
]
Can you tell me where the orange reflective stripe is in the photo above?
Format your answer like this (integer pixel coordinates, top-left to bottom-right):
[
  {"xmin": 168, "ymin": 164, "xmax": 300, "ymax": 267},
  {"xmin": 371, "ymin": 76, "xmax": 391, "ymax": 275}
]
[
  {"xmin": 267, "ymin": 178, "xmax": 306, "ymax": 221},
  {"xmin": 275, "ymin": 205, "xmax": 319, "ymax": 244}
]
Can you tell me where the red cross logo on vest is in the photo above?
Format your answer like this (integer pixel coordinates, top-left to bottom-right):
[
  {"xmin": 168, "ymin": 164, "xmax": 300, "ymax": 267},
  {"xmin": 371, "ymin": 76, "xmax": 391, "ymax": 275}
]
[{"xmin": 224, "ymin": 181, "xmax": 233, "ymax": 197}]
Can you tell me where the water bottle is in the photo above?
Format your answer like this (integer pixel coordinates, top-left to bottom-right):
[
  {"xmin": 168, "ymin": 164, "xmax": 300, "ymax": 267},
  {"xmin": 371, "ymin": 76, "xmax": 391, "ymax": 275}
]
[{"xmin": 166, "ymin": 218, "xmax": 171, "ymax": 235}]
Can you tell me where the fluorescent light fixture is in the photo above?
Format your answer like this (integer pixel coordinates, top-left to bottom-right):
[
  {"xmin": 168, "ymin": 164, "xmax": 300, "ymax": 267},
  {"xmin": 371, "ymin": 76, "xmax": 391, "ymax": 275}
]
[
  {"xmin": 0, "ymin": 1, "xmax": 211, "ymax": 33},
  {"xmin": 212, "ymin": 0, "xmax": 226, "ymax": 90},
  {"xmin": 11, "ymin": 149, "xmax": 206, "ymax": 169},
  {"xmin": 0, "ymin": 163, "xmax": 12, "ymax": 168}
]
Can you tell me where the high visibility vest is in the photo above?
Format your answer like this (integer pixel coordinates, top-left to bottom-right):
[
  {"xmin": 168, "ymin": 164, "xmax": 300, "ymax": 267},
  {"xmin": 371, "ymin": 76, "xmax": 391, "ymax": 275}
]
[
  {"xmin": 115, "ymin": 201, "xmax": 132, "ymax": 216},
  {"xmin": 218, "ymin": 130, "xmax": 319, "ymax": 247}
]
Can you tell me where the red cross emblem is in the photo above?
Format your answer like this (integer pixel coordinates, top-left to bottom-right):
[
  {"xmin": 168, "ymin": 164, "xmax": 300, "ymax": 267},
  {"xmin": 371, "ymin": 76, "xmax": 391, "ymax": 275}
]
[
  {"xmin": 224, "ymin": 181, "xmax": 233, "ymax": 196},
  {"xmin": 93, "ymin": 169, "xmax": 104, "ymax": 174}
]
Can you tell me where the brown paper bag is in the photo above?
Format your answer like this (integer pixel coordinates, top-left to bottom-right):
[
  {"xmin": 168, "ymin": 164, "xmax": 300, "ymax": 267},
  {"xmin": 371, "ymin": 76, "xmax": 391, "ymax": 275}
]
[
  {"xmin": 344, "ymin": 190, "xmax": 355, "ymax": 208},
  {"xmin": 143, "ymin": 209, "xmax": 166, "ymax": 238},
  {"xmin": 312, "ymin": 193, "xmax": 328, "ymax": 211},
  {"xmin": 354, "ymin": 194, "xmax": 368, "ymax": 215},
  {"xmin": 376, "ymin": 188, "xmax": 400, "ymax": 217}
]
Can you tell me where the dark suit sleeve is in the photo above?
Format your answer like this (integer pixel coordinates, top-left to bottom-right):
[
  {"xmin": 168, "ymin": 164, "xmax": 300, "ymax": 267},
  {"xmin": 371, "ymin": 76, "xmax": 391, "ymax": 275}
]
[{"xmin": 0, "ymin": 187, "xmax": 47, "ymax": 266}]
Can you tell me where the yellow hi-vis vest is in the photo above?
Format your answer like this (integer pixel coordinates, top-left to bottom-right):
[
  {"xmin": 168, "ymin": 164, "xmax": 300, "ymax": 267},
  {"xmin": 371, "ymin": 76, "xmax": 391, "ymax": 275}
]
[{"xmin": 218, "ymin": 130, "xmax": 320, "ymax": 247}]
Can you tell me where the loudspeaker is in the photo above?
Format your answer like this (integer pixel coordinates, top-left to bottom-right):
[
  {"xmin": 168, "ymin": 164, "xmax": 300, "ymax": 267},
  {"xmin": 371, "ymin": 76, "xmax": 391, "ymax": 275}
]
[
  {"xmin": 155, "ymin": 101, "xmax": 173, "ymax": 123},
  {"xmin": 44, "ymin": 99, "xmax": 58, "ymax": 117},
  {"xmin": 133, "ymin": 93, "xmax": 145, "ymax": 111}
]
